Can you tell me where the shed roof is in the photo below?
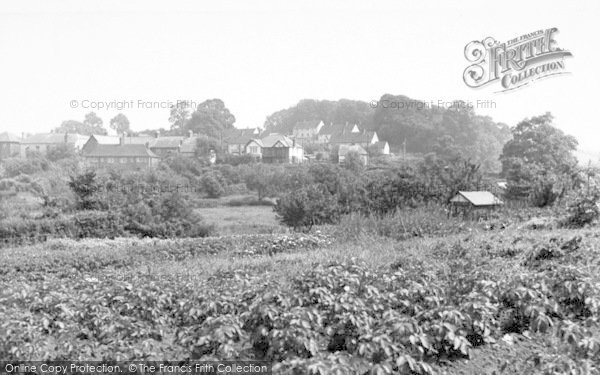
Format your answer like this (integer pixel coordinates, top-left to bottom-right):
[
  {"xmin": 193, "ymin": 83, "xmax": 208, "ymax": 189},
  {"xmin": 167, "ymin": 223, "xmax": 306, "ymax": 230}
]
[{"xmin": 450, "ymin": 191, "xmax": 503, "ymax": 206}]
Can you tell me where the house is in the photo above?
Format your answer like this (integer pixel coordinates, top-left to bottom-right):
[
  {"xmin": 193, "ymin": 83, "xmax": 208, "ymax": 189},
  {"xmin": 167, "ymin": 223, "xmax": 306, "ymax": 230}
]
[
  {"xmin": 260, "ymin": 133, "xmax": 304, "ymax": 164},
  {"xmin": 292, "ymin": 120, "xmax": 324, "ymax": 143},
  {"xmin": 81, "ymin": 135, "xmax": 160, "ymax": 168},
  {"xmin": 338, "ymin": 144, "xmax": 368, "ymax": 165},
  {"xmin": 221, "ymin": 128, "xmax": 261, "ymax": 155},
  {"xmin": 81, "ymin": 134, "xmax": 154, "ymax": 154},
  {"xmin": 316, "ymin": 123, "xmax": 360, "ymax": 144},
  {"xmin": 0, "ymin": 133, "xmax": 21, "ymax": 159},
  {"xmin": 148, "ymin": 136, "xmax": 185, "ymax": 157},
  {"xmin": 371, "ymin": 141, "xmax": 390, "ymax": 155},
  {"xmin": 245, "ymin": 138, "xmax": 264, "ymax": 159},
  {"xmin": 20, "ymin": 132, "xmax": 88, "ymax": 157},
  {"xmin": 330, "ymin": 129, "xmax": 379, "ymax": 148},
  {"xmin": 449, "ymin": 191, "xmax": 503, "ymax": 219}
]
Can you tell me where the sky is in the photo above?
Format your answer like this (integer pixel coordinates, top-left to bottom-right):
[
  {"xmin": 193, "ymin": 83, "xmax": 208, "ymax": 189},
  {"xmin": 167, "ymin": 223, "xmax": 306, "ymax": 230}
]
[{"xmin": 0, "ymin": 0, "xmax": 598, "ymax": 156}]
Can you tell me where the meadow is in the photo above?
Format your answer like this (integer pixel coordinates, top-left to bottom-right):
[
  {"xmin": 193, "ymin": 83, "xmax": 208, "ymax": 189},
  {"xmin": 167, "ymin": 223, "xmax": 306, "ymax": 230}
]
[{"xmin": 1, "ymin": 214, "xmax": 599, "ymax": 374}]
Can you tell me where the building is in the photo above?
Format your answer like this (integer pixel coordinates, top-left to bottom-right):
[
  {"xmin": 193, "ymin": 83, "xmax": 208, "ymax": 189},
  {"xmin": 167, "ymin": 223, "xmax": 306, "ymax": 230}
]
[
  {"xmin": 260, "ymin": 133, "xmax": 304, "ymax": 164},
  {"xmin": 81, "ymin": 134, "xmax": 154, "ymax": 154},
  {"xmin": 292, "ymin": 120, "xmax": 324, "ymax": 143},
  {"xmin": 245, "ymin": 138, "xmax": 264, "ymax": 159},
  {"xmin": 221, "ymin": 128, "xmax": 261, "ymax": 155},
  {"xmin": 0, "ymin": 133, "xmax": 21, "ymax": 159},
  {"xmin": 338, "ymin": 144, "xmax": 368, "ymax": 165},
  {"xmin": 330, "ymin": 129, "xmax": 379, "ymax": 148},
  {"xmin": 372, "ymin": 141, "xmax": 390, "ymax": 155},
  {"xmin": 316, "ymin": 123, "xmax": 360, "ymax": 144},
  {"xmin": 82, "ymin": 142, "xmax": 160, "ymax": 168},
  {"xmin": 21, "ymin": 133, "xmax": 89, "ymax": 157},
  {"xmin": 148, "ymin": 136, "xmax": 184, "ymax": 157},
  {"xmin": 449, "ymin": 191, "xmax": 503, "ymax": 219}
]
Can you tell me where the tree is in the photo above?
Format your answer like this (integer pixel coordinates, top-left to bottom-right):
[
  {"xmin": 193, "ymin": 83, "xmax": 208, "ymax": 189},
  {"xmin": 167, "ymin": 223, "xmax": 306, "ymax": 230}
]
[
  {"xmin": 274, "ymin": 184, "xmax": 339, "ymax": 231},
  {"xmin": 169, "ymin": 101, "xmax": 192, "ymax": 134},
  {"xmin": 55, "ymin": 112, "xmax": 108, "ymax": 135},
  {"xmin": 83, "ymin": 112, "xmax": 107, "ymax": 135},
  {"xmin": 184, "ymin": 99, "xmax": 236, "ymax": 138},
  {"xmin": 500, "ymin": 113, "xmax": 578, "ymax": 205},
  {"xmin": 47, "ymin": 143, "xmax": 76, "ymax": 162},
  {"xmin": 69, "ymin": 171, "xmax": 101, "ymax": 210},
  {"xmin": 109, "ymin": 113, "xmax": 130, "ymax": 134}
]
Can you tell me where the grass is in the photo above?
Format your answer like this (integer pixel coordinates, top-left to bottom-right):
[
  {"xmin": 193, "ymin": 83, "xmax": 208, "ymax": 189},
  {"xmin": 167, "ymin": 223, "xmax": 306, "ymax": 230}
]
[{"xmin": 196, "ymin": 201, "xmax": 283, "ymax": 235}]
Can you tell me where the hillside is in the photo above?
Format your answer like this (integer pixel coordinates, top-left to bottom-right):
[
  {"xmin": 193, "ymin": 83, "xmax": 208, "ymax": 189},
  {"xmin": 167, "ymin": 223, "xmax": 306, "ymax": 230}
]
[{"xmin": 264, "ymin": 95, "xmax": 511, "ymax": 172}]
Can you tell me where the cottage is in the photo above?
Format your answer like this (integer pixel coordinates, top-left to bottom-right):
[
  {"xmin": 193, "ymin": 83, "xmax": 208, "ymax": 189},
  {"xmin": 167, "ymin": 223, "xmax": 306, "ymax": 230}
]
[
  {"xmin": 292, "ymin": 120, "xmax": 324, "ymax": 143},
  {"xmin": 449, "ymin": 191, "xmax": 503, "ymax": 219},
  {"xmin": 316, "ymin": 123, "xmax": 360, "ymax": 144},
  {"xmin": 245, "ymin": 138, "xmax": 264, "ymax": 159},
  {"xmin": 81, "ymin": 134, "xmax": 154, "ymax": 154},
  {"xmin": 0, "ymin": 133, "xmax": 21, "ymax": 159},
  {"xmin": 21, "ymin": 132, "xmax": 88, "ymax": 157},
  {"xmin": 260, "ymin": 133, "xmax": 303, "ymax": 164},
  {"xmin": 221, "ymin": 128, "xmax": 261, "ymax": 155},
  {"xmin": 82, "ymin": 134, "xmax": 159, "ymax": 168},
  {"xmin": 338, "ymin": 144, "xmax": 368, "ymax": 165},
  {"xmin": 330, "ymin": 128, "xmax": 379, "ymax": 148}
]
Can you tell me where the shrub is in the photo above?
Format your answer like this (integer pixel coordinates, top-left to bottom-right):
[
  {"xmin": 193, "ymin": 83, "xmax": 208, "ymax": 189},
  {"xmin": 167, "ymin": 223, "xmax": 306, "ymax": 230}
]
[
  {"xmin": 562, "ymin": 190, "xmax": 600, "ymax": 228},
  {"xmin": 274, "ymin": 184, "xmax": 339, "ymax": 231},
  {"xmin": 202, "ymin": 174, "xmax": 225, "ymax": 198}
]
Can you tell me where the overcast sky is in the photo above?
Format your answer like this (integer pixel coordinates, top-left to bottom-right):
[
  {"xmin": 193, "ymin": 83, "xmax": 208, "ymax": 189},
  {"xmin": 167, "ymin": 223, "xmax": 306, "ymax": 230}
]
[{"xmin": 0, "ymin": 0, "xmax": 598, "ymax": 154}]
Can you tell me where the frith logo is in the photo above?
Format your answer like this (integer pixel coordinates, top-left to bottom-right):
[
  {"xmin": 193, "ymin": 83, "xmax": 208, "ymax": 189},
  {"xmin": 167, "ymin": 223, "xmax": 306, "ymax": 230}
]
[{"xmin": 463, "ymin": 28, "xmax": 572, "ymax": 92}]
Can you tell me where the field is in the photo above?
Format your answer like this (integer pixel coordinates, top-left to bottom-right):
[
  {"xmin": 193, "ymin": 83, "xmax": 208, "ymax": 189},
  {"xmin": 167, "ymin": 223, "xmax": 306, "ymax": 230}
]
[
  {"xmin": 2, "ymin": 218, "xmax": 599, "ymax": 374},
  {"xmin": 196, "ymin": 202, "xmax": 282, "ymax": 235}
]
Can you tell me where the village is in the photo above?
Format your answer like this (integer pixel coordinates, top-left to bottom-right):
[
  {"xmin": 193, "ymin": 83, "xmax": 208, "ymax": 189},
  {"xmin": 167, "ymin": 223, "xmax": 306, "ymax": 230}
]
[{"xmin": 0, "ymin": 120, "xmax": 390, "ymax": 167}]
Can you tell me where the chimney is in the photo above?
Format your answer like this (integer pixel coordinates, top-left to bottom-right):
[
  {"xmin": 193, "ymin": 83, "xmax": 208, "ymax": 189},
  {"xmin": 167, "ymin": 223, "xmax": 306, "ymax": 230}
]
[{"xmin": 188, "ymin": 130, "xmax": 194, "ymax": 138}]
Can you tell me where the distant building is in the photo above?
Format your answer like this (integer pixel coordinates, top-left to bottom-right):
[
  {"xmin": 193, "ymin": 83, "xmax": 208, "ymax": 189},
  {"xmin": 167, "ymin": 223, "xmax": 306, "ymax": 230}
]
[
  {"xmin": 292, "ymin": 120, "xmax": 324, "ymax": 143},
  {"xmin": 0, "ymin": 133, "xmax": 21, "ymax": 159},
  {"xmin": 21, "ymin": 132, "xmax": 88, "ymax": 157},
  {"xmin": 81, "ymin": 135, "xmax": 160, "ymax": 168},
  {"xmin": 221, "ymin": 128, "xmax": 261, "ymax": 155},
  {"xmin": 449, "ymin": 191, "xmax": 503, "ymax": 219},
  {"xmin": 81, "ymin": 134, "xmax": 154, "ymax": 154},
  {"xmin": 338, "ymin": 144, "xmax": 368, "ymax": 165},
  {"xmin": 330, "ymin": 129, "xmax": 379, "ymax": 148},
  {"xmin": 148, "ymin": 136, "xmax": 184, "ymax": 157},
  {"xmin": 371, "ymin": 141, "xmax": 390, "ymax": 155},
  {"xmin": 316, "ymin": 123, "xmax": 360, "ymax": 144},
  {"xmin": 245, "ymin": 138, "xmax": 264, "ymax": 159},
  {"xmin": 260, "ymin": 133, "xmax": 304, "ymax": 164}
]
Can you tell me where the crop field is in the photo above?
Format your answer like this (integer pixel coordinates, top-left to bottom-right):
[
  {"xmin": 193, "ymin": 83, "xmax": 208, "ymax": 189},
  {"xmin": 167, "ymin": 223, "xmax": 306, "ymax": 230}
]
[
  {"xmin": 1, "ymin": 226, "xmax": 599, "ymax": 374},
  {"xmin": 196, "ymin": 205, "xmax": 282, "ymax": 235}
]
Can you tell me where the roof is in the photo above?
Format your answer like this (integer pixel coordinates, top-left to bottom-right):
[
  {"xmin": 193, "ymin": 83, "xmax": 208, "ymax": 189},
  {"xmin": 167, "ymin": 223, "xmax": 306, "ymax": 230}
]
[
  {"xmin": 338, "ymin": 144, "xmax": 368, "ymax": 156},
  {"xmin": 260, "ymin": 133, "xmax": 297, "ymax": 148},
  {"xmin": 246, "ymin": 138, "xmax": 264, "ymax": 147},
  {"xmin": 22, "ymin": 133, "xmax": 88, "ymax": 144},
  {"xmin": 148, "ymin": 136, "xmax": 184, "ymax": 149},
  {"xmin": 82, "ymin": 144, "xmax": 159, "ymax": 158},
  {"xmin": 294, "ymin": 120, "xmax": 323, "ymax": 130},
  {"xmin": 0, "ymin": 132, "xmax": 21, "ymax": 143},
  {"xmin": 319, "ymin": 123, "xmax": 359, "ymax": 136},
  {"xmin": 330, "ymin": 130, "xmax": 376, "ymax": 144},
  {"xmin": 222, "ymin": 128, "xmax": 260, "ymax": 145},
  {"xmin": 450, "ymin": 191, "xmax": 503, "ymax": 206}
]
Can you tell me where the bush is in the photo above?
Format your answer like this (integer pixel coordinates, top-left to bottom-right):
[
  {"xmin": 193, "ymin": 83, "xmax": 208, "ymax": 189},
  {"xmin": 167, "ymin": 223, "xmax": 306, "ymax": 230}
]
[
  {"xmin": 274, "ymin": 184, "xmax": 339, "ymax": 231},
  {"xmin": 561, "ymin": 190, "xmax": 600, "ymax": 228},
  {"xmin": 201, "ymin": 174, "xmax": 225, "ymax": 198}
]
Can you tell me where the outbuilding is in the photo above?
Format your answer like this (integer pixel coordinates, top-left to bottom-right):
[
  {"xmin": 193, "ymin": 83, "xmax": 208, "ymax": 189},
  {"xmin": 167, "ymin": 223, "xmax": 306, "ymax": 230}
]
[{"xmin": 449, "ymin": 191, "xmax": 503, "ymax": 219}]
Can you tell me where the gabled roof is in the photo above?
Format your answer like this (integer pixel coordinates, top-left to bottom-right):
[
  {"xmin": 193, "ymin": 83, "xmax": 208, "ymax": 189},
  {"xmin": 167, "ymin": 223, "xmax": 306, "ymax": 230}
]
[
  {"xmin": 82, "ymin": 144, "xmax": 159, "ymax": 158},
  {"xmin": 0, "ymin": 132, "xmax": 21, "ymax": 143},
  {"xmin": 148, "ymin": 136, "xmax": 184, "ymax": 149},
  {"xmin": 338, "ymin": 144, "xmax": 368, "ymax": 156},
  {"xmin": 450, "ymin": 191, "xmax": 503, "ymax": 206},
  {"xmin": 87, "ymin": 135, "xmax": 154, "ymax": 146},
  {"xmin": 246, "ymin": 138, "xmax": 264, "ymax": 147},
  {"xmin": 222, "ymin": 128, "xmax": 261, "ymax": 145},
  {"xmin": 330, "ymin": 130, "xmax": 376, "ymax": 144},
  {"xmin": 260, "ymin": 133, "xmax": 297, "ymax": 148},
  {"xmin": 319, "ymin": 123, "xmax": 359, "ymax": 136},
  {"xmin": 294, "ymin": 120, "xmax": 322, "ymax": 130},
  {"xmin": 22, "ymin": 133, "xmax": 88, "ymax": 144},
  {"xmin": 373, "ymin": 141, "xmax": 389, "ymax": 151}
]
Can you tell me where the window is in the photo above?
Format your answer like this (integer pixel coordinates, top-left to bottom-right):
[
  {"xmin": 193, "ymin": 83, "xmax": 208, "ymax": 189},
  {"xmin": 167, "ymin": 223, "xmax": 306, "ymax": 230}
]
[{"xmin": 250, "ymin": 146, "xmax": 258, "ymax": 154}]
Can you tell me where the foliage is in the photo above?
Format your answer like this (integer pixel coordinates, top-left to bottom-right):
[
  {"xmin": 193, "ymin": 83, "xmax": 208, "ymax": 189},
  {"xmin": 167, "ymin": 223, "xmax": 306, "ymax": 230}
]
[
  {"xmin": 109, "ymin": 113, "xmax": 131, "ymax": 134},
  {"xmin": 55, "ymin": 112, "xmax": 108, "ymax": 135},
  {"xmin": 69, "ymin": 171, "xmax": 101, "ymax": 210},
  {"xmin": 183, "ymin": 99, "xmax": 236, "ymax": 138},
  {"xmin": 201, "ymin": 174, "xmax": 225, "ymax": 198},
  {"xmin": 274, "ymin": 184, "xmax": 339, "ymax": 230},
  {"xmin": 561, "ymin": 189, "xmax": 600, "ymax": 228},
  {"xmin": 46, "ymin": 143, "xmax": 77, "ymax": 162}
]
